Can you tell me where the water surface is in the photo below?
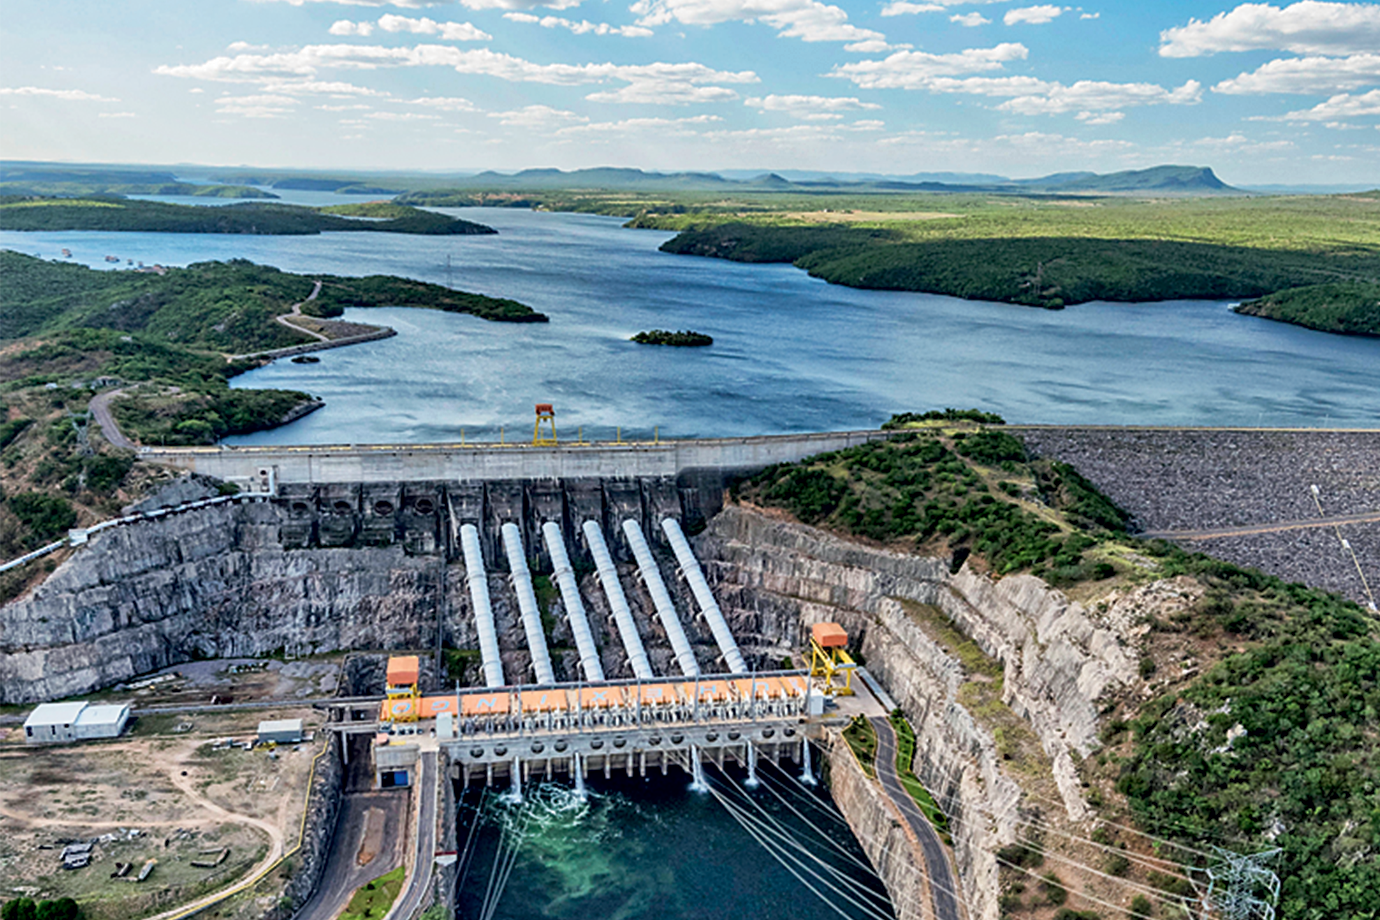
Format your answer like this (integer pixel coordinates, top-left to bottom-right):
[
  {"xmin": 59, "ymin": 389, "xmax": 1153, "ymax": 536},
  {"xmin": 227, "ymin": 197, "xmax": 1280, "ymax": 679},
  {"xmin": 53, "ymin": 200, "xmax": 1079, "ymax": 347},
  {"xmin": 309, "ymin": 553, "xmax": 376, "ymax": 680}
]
[{"xmin": 3, "ymin": 207, "xmax": 1376, "ymax": 442}]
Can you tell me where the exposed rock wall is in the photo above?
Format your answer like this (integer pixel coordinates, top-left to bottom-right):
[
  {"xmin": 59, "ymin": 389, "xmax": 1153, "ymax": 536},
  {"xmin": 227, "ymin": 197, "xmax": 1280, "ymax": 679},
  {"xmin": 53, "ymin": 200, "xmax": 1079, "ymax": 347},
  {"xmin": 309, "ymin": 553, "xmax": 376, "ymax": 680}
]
[
  {"xmin": 824, "ymin": 735, "xmax": 929, "ymax": 920},
  {"xmin": 698, "ymin": 506, "xmax": 1145, "ymax": 920},
  {"xmin": 0, "ymin": 503, "xmax": 451, "ymax": 704}
]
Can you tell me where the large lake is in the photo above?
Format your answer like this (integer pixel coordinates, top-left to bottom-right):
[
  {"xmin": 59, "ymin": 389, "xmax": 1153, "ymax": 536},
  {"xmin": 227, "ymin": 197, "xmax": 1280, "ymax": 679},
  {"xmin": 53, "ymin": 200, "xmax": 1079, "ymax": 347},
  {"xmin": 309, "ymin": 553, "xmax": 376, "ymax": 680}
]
[{"xmin": 4, "ymin": 204, "xmax": 1378, "ymax": 443}]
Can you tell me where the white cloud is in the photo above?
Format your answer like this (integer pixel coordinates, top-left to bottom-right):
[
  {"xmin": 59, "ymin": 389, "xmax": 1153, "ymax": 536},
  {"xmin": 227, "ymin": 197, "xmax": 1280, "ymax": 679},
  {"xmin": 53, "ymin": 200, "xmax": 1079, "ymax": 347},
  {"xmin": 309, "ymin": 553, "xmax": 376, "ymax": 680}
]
[
  {"xmin": 1080, "ymin": 12, "xmax": 1099, "ymax": 19},
  {"xmin": 316, "ymin": 102, "xmax": 373, "ymax": 110},
  {"xmin": 503, "ymin": 12, "xmax": 653, "ymax": 36},
  {"xmin": 1276, "ymin": 88, "xmax": 1380, "ymax": 120},
  {"xmin": 227, "ymin": 41, "xmax": 275, "ymax": 52},
  {"xmin": 881, "ymin": 1, "xmax": 943, "ymax": 13},
  {"xmin": 1214, "ymin": 53, "xmax": 1380, "ymax": 94},
  {"xmin": 97, "ymin": 111, "xmax": 138, "ymax": 119},
  {"xmin": 993, "ymin": 78, "xmax": 1201, "ymax": 114},
  {"xmin": 745, "ymin": 93, "xmax": 881, "ymax": 120},
  {"xmin": 586, "ymin": 80, "xmax": 742, "ymax": 103},
  {"xmin": 154, "ymin": 44, "xmax": 758, "ymax": 100},
  {"xmin": 0, "ymin": 86, "xmax": 119, "ymax": 102},
  {"xmin": 1075, "ymin": 110, "xmax": 1122, "ymax": 123},
  {"xmin": 1004, "ymin": 5, "xmax": 1064, "ymax": 26},
  {"xmin": 262, "ymin": 79, "xmax": 391, "ymax": 96},
  {"xmin": 557, "ymin": 114, "xmax": 721, "ymax": 135},
  {"xmin": 365, "ymin": 110, "xmax": 440, "ymax": 120},
  {"xmin": 406, "ymin": 95, "xmax": 480, "ymax": 111},
  {"xmin": 213, "ymin": 93, "xmax": 299, "ymax": 117},
  {"xmin": 630, "ymin": 0, "xmax": 890, "ymax": 46},
  {"xmin": 250, "ymin": 0, "xmax": 444, "ymax": 6},
  {"xmin": 376, "ymin": 14, "xmax": 492, "ymax": 40},
  {"xmin": 488, "ymin": 104, "xmax": 587, "ymax": 126},
  {"xmin": 1160, "ymin": 1, "xmax": 1380, "ymax": 57},
  {"xmin": 951, "ymin": 12, "xmax": 989, "ymax": 26},
  {"xmin": 830, "ymin": 43, "xmax": 1028, "ymax": 89},
  {"xmin": 329, "ymin": 20, "xmax": 375, "ymax": 36}
]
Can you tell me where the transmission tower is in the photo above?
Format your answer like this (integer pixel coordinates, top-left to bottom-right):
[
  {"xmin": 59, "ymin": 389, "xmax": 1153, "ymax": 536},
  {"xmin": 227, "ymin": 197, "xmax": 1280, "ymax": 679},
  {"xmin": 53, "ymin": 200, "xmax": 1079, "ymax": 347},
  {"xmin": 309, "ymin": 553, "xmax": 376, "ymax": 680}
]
[{"xmin": 1201, "ymin": 846, "xmax": 1281, "ymax": 920}]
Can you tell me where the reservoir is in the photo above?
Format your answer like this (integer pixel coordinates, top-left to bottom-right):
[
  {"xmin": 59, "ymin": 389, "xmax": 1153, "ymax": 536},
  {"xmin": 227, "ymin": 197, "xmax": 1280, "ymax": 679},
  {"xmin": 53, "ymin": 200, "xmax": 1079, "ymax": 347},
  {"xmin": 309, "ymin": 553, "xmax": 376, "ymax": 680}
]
[{"xmin": 3, "ymin": 206, "xmax": 1378, "ymax": 443}]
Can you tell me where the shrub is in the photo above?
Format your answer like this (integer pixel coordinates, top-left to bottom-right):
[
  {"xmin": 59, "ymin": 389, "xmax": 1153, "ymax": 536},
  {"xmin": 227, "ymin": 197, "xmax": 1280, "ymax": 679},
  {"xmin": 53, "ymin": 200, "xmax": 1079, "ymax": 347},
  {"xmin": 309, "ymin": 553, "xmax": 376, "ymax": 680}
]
[{"xmin": 6, "ymin": 492, "xmax": 76, "ymax": 546}]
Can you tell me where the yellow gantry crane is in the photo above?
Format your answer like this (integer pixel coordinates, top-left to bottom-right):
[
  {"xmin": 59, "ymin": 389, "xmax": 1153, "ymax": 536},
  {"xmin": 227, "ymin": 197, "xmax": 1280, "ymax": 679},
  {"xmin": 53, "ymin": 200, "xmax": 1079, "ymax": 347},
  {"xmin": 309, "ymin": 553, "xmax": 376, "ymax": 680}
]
[
  {"xmin": 534, "ymin": 403, "xmax": 557, "ymax": 446},
  {"xmin": 385, "ymin": 655, "xmax": 421, "ymax": 722},
  {"xmin": 809, "ymin": 622, "xmax": 856, "ymax": 696}
]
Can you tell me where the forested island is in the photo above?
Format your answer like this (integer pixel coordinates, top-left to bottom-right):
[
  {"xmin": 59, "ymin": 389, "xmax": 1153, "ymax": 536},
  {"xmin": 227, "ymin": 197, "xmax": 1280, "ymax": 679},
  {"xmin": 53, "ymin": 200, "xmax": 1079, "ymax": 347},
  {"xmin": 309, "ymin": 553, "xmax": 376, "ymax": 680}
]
[
  {"xmin": 631, "ymin": 329, "xmax": 713, "ymax": 346},
  {"xmin": 0, "ymin": 196, "xmax": 495, "ymax": 235}
]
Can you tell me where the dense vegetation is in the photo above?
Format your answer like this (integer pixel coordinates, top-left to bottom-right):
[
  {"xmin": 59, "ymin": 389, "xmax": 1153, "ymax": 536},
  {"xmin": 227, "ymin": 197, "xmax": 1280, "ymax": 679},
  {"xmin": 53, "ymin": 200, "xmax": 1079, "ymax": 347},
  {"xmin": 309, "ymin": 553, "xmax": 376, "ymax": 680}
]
[
  {"xmin": 0, "ymin": 253, "xmax": 546, "ymax": 343},
  {"xmin": 746, "ymin": 420, "xmax": 1380, "ymax": 918},
  {"xmin": 663, "ymin": 226, "xmax": 1380, "ymax": 309},
  {"xmin": 630, "ymin": 329, "xmax": 713, "ymax": 346},
  {"xmin": 1235, "ymin": 281, "xmax": 1380, "ymax": 336},
  {"xmin": 884, "ymin": 408, "xmax": 1005, "ymax": 427},
  {"xmin": 0, "ymin": 165, "xmax": 275, "ymax": 199},
  {"xmin": 740, "ymin": 428, "xmax": 1126, "ymax": 582},
  {"xmin": 309, "ymin": 273, "xmax": 546, "ymax": 323},
  {"xmin": 0, "ymin": 196, "xmax": 495, "ymax": 235},
  {"xmin": 0, "ymin": 897, "xmax": 82, "ymax": 920}
]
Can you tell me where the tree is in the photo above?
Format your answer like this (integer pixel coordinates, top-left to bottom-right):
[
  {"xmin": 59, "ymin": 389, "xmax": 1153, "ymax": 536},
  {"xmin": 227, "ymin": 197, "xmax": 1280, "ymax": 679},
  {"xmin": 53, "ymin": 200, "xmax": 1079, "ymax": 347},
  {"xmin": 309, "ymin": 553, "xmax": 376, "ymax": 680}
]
[{"xmin": 2, "ymin": 898, "xmax": 38, "ymax": 920}]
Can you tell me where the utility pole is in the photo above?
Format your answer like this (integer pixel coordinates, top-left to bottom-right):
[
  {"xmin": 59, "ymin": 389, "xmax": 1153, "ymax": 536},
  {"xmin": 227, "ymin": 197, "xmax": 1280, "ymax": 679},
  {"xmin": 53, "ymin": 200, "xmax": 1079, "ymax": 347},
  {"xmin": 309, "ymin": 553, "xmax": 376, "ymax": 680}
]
[{"xmin": 1202, "ymin": 846, "xmax": 1281, "ymax": 920}]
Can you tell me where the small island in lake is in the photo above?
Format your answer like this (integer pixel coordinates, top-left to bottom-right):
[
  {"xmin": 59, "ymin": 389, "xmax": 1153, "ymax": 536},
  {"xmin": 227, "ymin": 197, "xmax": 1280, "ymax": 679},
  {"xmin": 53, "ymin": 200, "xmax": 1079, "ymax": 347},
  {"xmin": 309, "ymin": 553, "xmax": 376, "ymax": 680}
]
[
  {"xmin": 291, "ymin": 354, "xmax": 321, "ymax": 364},
  {"xmin": 631, "ymin": 329, "xmax": 713, "ymax": 347}
]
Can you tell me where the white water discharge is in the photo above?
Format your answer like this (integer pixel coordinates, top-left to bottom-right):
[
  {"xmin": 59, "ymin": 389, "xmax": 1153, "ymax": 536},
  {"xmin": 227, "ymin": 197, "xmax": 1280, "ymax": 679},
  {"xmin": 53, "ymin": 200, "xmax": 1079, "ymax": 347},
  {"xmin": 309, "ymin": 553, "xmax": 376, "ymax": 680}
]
[
  {"xmin": 746, "ymin": 743, "xmax": 759, "ymax": 787},
  {"xmin": 690, "ymin": 745, "xmax": 708, "ymax": 793},
  {"xmin": 573, "ymin": 752, "xmax": 586, "ymax": 801},
  {"xmin": 800, "ymin": 741, "xmax": 816, "ymax": 786}
]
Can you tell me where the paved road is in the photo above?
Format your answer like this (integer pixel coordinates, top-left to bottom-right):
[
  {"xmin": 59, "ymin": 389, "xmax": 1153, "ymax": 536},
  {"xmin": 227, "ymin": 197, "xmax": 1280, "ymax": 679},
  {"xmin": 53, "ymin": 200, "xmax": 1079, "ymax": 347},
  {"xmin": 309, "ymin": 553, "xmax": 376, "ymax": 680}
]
[
  {"xmin": 1141, "ymin": 509, "xmax": 1380, "ymax": 541},
  {"xmin": 89, "ymin": 387, "xmax": 137, "ymax": 450},
  {"xmin": 275, "ymin": 280, "xmax": 328, "ymax": 342},
  {"xmin": 388, "ymin": 749, "xmax": 438, "ymax": 920},
  {"xmin": 870, "ymin": 717, "xmax": 962, "ymax": 920},
  {"xmin": 296, "ymin": 791, "xmax": 408, "ymax": 920}
]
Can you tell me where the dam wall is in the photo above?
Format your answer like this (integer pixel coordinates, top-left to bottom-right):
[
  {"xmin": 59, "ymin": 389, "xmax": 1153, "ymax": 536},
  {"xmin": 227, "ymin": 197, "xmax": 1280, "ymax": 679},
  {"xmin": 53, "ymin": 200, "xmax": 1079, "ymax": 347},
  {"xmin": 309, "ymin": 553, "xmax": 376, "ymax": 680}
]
[
  {"xmin": 139, "ymin": 429, "xmax": 892, "ymax": 487},
  {"xmin": 697, "ymin": 505, "xmax": 1159, "ymax": 920}
]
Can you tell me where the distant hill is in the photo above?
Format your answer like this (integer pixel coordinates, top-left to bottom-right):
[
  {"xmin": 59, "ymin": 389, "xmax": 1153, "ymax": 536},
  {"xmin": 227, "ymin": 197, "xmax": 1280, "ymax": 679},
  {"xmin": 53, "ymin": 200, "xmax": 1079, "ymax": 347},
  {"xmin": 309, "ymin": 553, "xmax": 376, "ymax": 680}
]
[
  {"xmin": 1037, "ymin": 165, "xmax": 1232, "ymax": 193},
  {"xmin": 0, "ymin": 163, "xmax": 276, "ymax": 199}
]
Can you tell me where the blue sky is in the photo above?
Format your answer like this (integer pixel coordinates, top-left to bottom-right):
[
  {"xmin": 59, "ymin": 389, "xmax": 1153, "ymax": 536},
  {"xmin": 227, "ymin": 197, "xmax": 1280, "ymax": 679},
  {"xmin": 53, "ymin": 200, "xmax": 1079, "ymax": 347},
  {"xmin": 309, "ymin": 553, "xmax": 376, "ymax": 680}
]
[{"xmin": 2, "ymin": 0, "xmax": 1378, "ymax": 183}]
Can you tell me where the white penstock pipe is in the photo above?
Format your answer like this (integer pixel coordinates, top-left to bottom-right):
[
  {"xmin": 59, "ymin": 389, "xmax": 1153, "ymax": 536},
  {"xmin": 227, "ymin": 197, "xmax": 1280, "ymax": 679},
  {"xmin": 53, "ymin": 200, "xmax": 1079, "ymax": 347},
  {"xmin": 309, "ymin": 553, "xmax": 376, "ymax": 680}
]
[
  {"xmin": 460, "ymin": 523, "xmax": 505, "ymax": 687},
  {"xmin": 661, "ymin": 517, "xmax": 748, "ymax": 674},
  {"xmin": 501, "ymin": 522, "xmax": 556, "ymax": 686},
  {"xmin": 582, "ymin": 520, "xmax": 654, "ymax": 681},
  {"xmin": 622, "ymin": 519, "xmax": 700, "ymax": 677},
  {"xmin": 542, "ymin": 521, "xmax": 604, "ymax": 682}
]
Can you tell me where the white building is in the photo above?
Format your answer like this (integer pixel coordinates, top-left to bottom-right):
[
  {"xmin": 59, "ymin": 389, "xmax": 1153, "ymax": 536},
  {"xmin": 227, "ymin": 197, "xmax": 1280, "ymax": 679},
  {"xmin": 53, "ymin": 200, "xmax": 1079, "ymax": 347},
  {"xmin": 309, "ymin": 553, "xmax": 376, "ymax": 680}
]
[
  {"xmin": 257, "ymin": 719, "xmax": 304, "ymax": 745},
  {"xmin": 23, "ymin": 701, "xmax": 131, "ymax": 744}
]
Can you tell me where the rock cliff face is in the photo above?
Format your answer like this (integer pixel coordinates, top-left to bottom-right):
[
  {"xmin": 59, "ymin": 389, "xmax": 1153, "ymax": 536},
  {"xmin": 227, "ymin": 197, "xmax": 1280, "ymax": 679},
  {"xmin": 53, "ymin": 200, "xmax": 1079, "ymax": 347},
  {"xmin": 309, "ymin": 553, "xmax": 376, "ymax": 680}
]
[
  {"xmin": 0, "ymin": 503, "xmax": 450, "ymax": 704},
  {"xmin": 697, "ymin": 506, "xmax": 1147, "ymax": 920},
  {"xmin": 0, "ymin": 499, "xmax": 736, "ymax": 704}
]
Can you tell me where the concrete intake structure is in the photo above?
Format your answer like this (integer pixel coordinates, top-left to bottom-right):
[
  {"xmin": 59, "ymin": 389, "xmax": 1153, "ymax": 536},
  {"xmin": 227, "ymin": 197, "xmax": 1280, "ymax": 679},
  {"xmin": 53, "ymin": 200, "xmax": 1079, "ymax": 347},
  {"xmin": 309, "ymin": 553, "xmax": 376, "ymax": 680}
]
[
  {"xmin": 461, "ymin": 523, "xmax": 505, "ymax": 687},
  {"xmin": 662, "ymin": 517, "xmax": 748, "ymax": 675},
  {"xmin": 543, "ymin": 521, "xmax": 604, "ymax": 682},
  {"xmin": 623, "ymin": 519, "xmax": 700, "ymax": 677},
  {"xmin": 501, "ymin": 522, "xmax": 556, "ymax": 686},
  {"xmin": 582, "ymin": 520, "xmax": 654, "ymax": 681}
]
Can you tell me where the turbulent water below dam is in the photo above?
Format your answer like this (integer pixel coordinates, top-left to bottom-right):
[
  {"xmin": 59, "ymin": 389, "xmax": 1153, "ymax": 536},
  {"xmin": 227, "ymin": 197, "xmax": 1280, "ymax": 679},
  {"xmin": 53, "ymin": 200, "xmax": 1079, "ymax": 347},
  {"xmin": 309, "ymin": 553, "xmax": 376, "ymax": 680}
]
[
  {"xmin": 4, "ymin": 201, "xmax": 1379, "ymax": 441},
  {"xmin": 455, "ymin": 766, "xmax": 894, "ymax": 920}
]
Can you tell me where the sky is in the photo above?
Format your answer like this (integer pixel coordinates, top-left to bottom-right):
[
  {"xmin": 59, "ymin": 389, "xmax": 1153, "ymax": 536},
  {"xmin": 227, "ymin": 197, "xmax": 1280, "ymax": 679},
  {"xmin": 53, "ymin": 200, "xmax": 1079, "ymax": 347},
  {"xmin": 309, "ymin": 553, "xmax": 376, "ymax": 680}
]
[{"xmin": 1, "ymin": 0, "xmax": 1378, "ymax": 183}]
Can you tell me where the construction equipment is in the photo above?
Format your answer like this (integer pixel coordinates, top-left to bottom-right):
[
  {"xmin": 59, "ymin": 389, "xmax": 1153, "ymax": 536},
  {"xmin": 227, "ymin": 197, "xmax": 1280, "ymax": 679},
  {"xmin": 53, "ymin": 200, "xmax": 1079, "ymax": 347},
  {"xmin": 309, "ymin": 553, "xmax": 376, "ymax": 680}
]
[
  {"xmin": 385, "ymin": 655, "xmax": 422, "ymax": 723},
  {"xmin": 533, "ymin": 403, "xmax": 557, "ymax": 446},
  {"xmin": 809, "ymin": 622, "xmax": 856, "ymax": 696}
]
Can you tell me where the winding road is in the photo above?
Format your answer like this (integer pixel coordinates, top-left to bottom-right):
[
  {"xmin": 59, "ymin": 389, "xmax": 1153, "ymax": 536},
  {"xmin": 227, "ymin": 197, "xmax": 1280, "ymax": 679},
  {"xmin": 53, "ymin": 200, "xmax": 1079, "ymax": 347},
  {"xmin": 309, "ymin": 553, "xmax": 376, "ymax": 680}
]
[
  {"xmin": 387, "ymin": 750, "xmax": 438, "ymax": 920},
  {"xmin": 870, "ymin": 717, "xmax": 962, "ymax": 920},
  {"xmin": 89, "ymin": 387, "xmax": 137, "ymax": 450},
  {"xmin": 274, "ymin": 280, "xmax": 327, "ymax": 342}
]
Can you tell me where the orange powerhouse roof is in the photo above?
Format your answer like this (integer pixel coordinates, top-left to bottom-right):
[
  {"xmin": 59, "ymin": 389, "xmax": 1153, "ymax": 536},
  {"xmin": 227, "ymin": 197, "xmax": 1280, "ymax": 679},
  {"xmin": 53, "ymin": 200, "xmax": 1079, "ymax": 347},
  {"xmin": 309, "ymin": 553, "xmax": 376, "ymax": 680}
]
[
  {"xmin": 386, "ymin": 655, "xmax": 420, "ymax": 686},
  {"xmin": 731, "ymin": 678, "xmax": 773, "ymax": 700},
  {"xmin": 519, "ymin": 689, "xmax": 571, "ymax": 713},
  {"xmin": 460, "ymin": 692, "xmax": 511, "ymax": 716},
  {"xmin": 578, "ymin": 686, "xmax": 625, "ymax": 709},
  {"xmin": 686, "ymin": 680, "xmax": 733, "ymax": 703},
  {"xmin": 637, "ymin": 683, "xmax": 680, "ymax": 706},
  {"xmin": 811, "ymin": 622, "xmax": 848, "ymax": 649}
]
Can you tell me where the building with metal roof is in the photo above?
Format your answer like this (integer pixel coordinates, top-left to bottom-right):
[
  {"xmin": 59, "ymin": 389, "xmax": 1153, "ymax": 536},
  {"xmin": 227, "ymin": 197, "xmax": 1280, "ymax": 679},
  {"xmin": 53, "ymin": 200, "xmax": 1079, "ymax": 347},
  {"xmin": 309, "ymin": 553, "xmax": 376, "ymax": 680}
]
[
  {"xmin": 24, "ymin": 701, "xmax": 130, "ymax": 744},
  {"xmin": 257, "ymin": 718, "xmax": 304, "ymax": 745}
]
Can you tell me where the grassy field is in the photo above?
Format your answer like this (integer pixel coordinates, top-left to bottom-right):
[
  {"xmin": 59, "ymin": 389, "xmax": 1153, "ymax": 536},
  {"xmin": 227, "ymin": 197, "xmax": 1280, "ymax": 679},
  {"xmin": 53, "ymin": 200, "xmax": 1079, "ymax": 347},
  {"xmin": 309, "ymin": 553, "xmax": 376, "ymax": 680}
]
[{"xmin": 339, "ymin": 865, "xmax": 405, "ymax": 920}]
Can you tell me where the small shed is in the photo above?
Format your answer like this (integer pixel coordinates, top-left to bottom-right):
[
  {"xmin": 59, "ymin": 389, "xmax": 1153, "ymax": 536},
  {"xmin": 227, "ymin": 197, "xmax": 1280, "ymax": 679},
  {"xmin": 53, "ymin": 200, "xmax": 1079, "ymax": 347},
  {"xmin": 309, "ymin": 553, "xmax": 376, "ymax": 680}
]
[
  {"xmin": 257, "ymin": 719, "xmax": 304, "ymax": 745},
  {"xmin": 24, "ymin": 702, "xmax": 88, "ymax": 744},
  {"xmin": 74, "ymin": 703, "xmax": 131, "ymax": 740}
]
